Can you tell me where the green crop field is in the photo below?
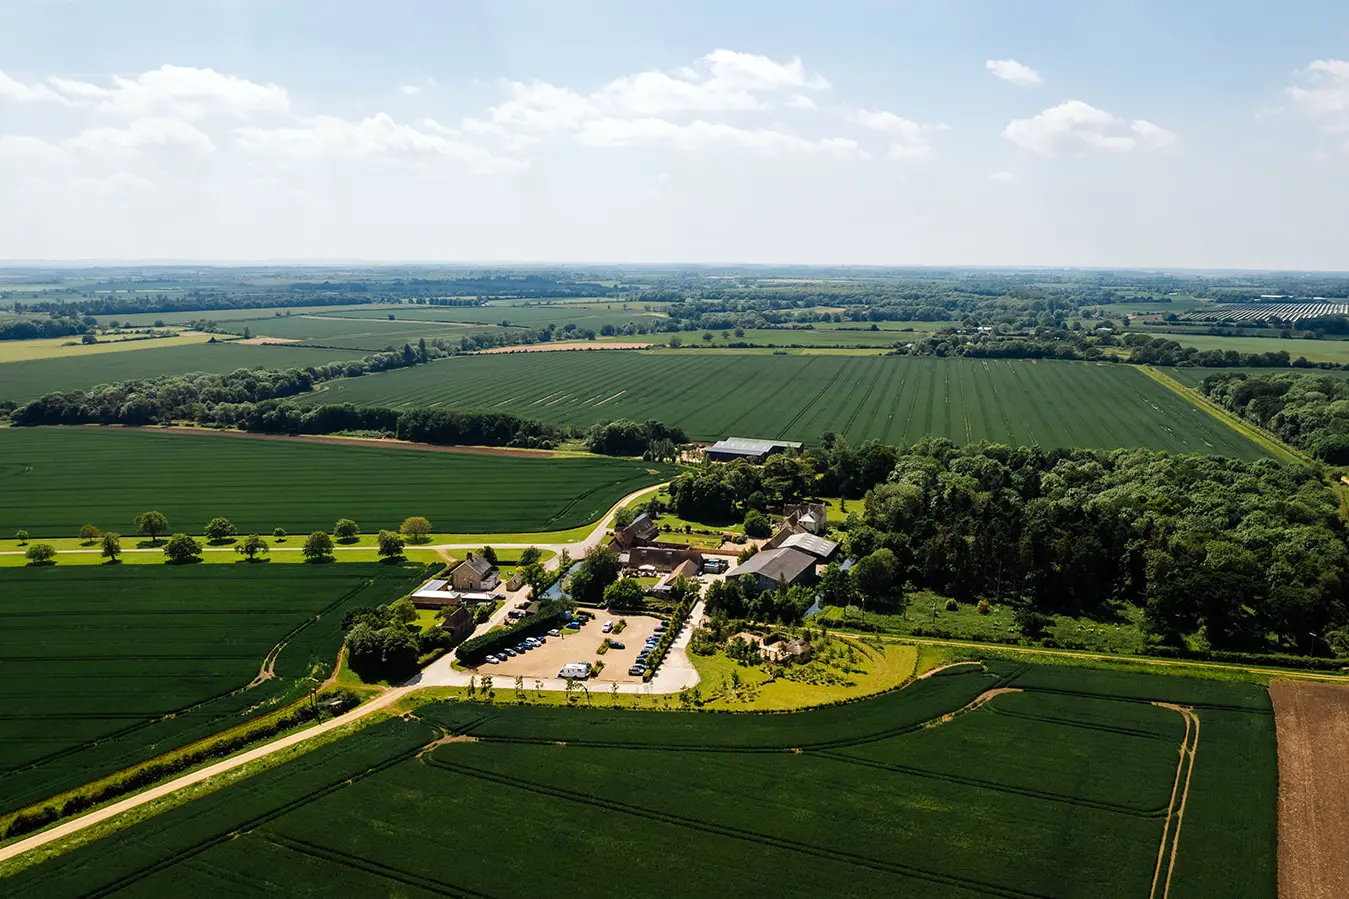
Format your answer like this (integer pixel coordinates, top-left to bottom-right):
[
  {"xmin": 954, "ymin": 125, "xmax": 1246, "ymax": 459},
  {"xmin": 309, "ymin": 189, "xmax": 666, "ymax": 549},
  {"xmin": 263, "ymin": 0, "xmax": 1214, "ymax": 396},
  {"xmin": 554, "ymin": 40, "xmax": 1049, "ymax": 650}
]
[
  {"xmin": 301, "ymin": 352, "xmax": 1267, "ymax": 457},
  {"xmin": 326, "ymin": 303, "xmax": 669, "ymax": 332},
  {"xmin": 1158, "ymin": 332, "xmax": 1349, "ymax": 364},
  {"xmin": 0, "ymin": 562, "xmax": 430, "ymax": 815},
  {"xmin": 0, "ymin": 342, "xmax": 364, "ymax": 404},
  {"xmin": 0, "ymin": 428, "xmax": 672, "ymax": 538},
  {"xmin": 113, "ymin": 303, "xmax": 405, "ymax": 328},
  {"xmin": 7, "ymin": 661, "xmax": 1276, "ymax": 897}
]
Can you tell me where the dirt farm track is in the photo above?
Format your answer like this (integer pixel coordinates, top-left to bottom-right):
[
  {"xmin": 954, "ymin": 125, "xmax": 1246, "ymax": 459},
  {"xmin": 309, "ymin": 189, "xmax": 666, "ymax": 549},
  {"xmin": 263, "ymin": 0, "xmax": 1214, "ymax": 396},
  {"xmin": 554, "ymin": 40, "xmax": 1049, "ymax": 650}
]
[{"xmin": 1270, "ymin": 680, "xmax": 1349, "ymax": 899}]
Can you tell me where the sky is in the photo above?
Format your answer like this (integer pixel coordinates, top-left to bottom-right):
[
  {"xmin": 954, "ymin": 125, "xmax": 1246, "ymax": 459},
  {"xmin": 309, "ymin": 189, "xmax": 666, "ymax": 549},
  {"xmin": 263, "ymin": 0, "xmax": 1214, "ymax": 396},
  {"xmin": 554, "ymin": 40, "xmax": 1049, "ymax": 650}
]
[{"xmin": 1, "ymin": 0, "xmax": 1347, "ymax": 268}]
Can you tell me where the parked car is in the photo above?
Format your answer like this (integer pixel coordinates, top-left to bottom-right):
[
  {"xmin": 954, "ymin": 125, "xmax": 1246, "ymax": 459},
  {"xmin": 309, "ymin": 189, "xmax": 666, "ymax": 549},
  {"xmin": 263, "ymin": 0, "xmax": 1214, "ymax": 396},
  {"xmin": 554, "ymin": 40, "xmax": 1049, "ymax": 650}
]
[
  {"xmin": 547, "ymin": 628, "xmax": 561, "ymax": 637},
  {"xmin": 524, "ymin": 637, "xmax": 540, "ymax": 646},
  {"xmin": 507, "ymin": 609, "xmax": 526, "ymax": 620},
  {"xmin": 504, "ymin": 647, "xmax": 518, "ymax": 657},
  {"xmin": 602, "ymin": 621, "xmax": 613, "ymax": 633},
  {"xmin": 534, "ymin": 635, "xmax": 547, "ymax": 644},
  {"xmin": 628, "ymin": 664, "xmax": 646, "ymax": 676},
  {"xmin": 517, "ymin": 643, "xmax": 531, "ymax": 652},
  {"xmin": 485, "ymin": 654, "xmax": 500, "ymax": 664},
  {"xmin": 607, "ymin": 641, "xmax": 625, "ymax": 650}
]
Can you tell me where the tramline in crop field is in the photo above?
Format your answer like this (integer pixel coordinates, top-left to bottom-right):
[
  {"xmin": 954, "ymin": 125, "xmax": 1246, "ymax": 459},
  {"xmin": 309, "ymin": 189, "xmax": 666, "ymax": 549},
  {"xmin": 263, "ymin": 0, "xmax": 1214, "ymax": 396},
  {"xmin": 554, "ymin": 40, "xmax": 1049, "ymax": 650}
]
[
  {"xmin": 302, "ymin": 352, "xmax": 1269, "ymax": 457},
  {"xmin": 5, "ymin": 661, "xmax": 1277, "ymax": 897}
]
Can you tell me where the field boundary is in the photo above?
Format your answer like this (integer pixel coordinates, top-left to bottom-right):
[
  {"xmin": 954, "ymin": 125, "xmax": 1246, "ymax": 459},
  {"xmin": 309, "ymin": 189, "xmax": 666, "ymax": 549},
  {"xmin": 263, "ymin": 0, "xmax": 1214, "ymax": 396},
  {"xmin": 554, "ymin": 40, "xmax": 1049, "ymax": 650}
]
[{"xmin": 1137, "ymin": 367, "xmax": 1304, "ymax": 464}]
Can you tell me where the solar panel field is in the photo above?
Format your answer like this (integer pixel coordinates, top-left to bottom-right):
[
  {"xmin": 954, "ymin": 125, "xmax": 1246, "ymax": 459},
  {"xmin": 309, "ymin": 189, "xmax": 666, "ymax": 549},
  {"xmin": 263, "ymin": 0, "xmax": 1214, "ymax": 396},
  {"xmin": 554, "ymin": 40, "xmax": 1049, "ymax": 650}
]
[
  {"xmin": 0, "ymin": 562, "xmax": 430, "ymax": 815},
  {"xmin": 302, "ymin": 352, "xmax": 1269, "ymax": 457},
  {"xmin": 0, "ymin": 428, "xmax": 673, "ymax": 537},
  {"xmin": 6, "ymin": 661, "xmax": 1277, "ymax": 898}
]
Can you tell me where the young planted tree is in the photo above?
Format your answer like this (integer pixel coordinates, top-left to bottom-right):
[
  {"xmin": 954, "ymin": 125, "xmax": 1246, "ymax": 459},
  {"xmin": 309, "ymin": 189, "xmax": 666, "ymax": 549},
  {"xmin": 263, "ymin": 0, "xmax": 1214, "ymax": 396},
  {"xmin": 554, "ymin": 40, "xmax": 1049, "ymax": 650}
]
[
  {"xmin": 101, "ymin": 532, "xmax": 122, "ymax": 563},
  {"xmin": 235, "ymin": 534, "xmax": 269, "ymax": 562},
  {"xmin": 272, "ymin": 527, "xmax": 287, "ymax": 542},
  {"xmin": 162, "ymin": 533, "xmax": 202, "ymax": 565},
  {"xmin": 204, "ymin": 517, "xmax": 237, "ymax": 543},
  {"xmin": 399, "ymin": 516, "xmax": 432, "ymax": 544},
  {"xmin": 25, "ymin": 543, "xmax": 57, "ymax": 565},
  {"xmin": 79, "ymin": 524, "xmax": 101, "ymax": 544},
  {"xmin": 303, "ymin": 531, "xmax": 335, "ymax": 562},
  {"xmin": 333, "ymin": 519, "xmax": 360, "ymax": 543},
  {"xmin": 135, "ymin": 511, "xmax": 168, "ymax": 545},
  {"xmin": 377, "ymin": 529, "xmax": 405, "ymax": 562}
]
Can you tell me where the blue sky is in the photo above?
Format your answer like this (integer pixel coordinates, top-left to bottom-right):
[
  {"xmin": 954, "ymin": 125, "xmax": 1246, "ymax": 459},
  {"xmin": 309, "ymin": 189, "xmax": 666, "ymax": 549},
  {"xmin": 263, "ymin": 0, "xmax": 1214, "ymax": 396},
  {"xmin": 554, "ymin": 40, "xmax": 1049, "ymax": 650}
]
[{"xmin": 1, "ymin": 0, "xmax": 1346, "ymax": 267}]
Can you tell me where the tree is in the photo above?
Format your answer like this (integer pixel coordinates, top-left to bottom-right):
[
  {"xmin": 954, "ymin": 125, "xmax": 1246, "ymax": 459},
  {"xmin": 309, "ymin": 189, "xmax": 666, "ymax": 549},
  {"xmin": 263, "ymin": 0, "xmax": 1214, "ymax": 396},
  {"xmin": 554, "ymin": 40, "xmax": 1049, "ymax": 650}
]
[
  {"xmin": 79, "ymin": 524, "xmax": 100, "ymax": 544},
  {"xmin": 101, "ymin": 532, "xmax": 122, "ymax": 563},
  {"xmin": 303, "ymin": 531, "xmax": 335, "ymax": 562},
  {"xmin": 603, "ymin": 577, "xmax": 645, "ymax": 610},
  {"xmin": 388, "ymin": 597, "xmax": 417, "ymax": 626},
  {"xmin": 568, "ymin": 545, "xmax": 622, "ymax": 605},
  {"xmin": 742, "ymin": 510, "xmax": 772, "ymax": 538},
  {"xmin": 613, "ymin": 507, "xmax": 638, "ymax": 529},
  {"xmin": 853, "ymin": 548, "xmax": 900, "ymax": 610},
  {"xmin": 519, "ymin": 546, "xmax": 542, "ymax": 566},
  {"xmin": 162, "ymin": 533, "xmax": 202, "ymax": 565},
  {"xmin": 235, "ymin": 534, "xmax": 269, "ymax": 561},
  {"xmin": 273, "ymin": 527, "xmax": 287, "ymax": 542},
  {"xmin": 377, "ymin": 529, "xmax": 405, "ymax": 561},
  {"xmin": 520, "ymin": 561, "xmax": 552, "ymax": 599},
  {"xmin": 135, "ymin": 511, "xmax": 168, "ymax": 544},
  {"xmin": 14, "ymin": 529, "xmax": 28, "ymax": 545},
  {"xmin": 25, "ymin": 543, "xmax": 56, "ymax": 565},
  {"xmin": 400, "ymin": 516, "xmax": 432, "ymax": 543},
  {"xmin": 333, "ymin": 519, "xmax": 360, "ymax": 542},
  {"xmin": 204, "ymin": 517, "xmax": 237, "ymax": 543},
  {"xmin": 817, "ymin": 562, "xmax": 857, "ymax": 608},
  {"xmin": 479, "ymin": 545, "xmax": 499, "ymax": 565}
]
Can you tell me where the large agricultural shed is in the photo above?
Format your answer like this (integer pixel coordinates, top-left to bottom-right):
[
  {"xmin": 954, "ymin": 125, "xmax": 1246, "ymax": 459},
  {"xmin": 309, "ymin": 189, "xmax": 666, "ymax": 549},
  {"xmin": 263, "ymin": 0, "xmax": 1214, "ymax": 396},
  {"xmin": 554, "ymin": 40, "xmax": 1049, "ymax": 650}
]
[{"xmin": 704, "ymin": 437, "xmax": 803, "ymax": 463}]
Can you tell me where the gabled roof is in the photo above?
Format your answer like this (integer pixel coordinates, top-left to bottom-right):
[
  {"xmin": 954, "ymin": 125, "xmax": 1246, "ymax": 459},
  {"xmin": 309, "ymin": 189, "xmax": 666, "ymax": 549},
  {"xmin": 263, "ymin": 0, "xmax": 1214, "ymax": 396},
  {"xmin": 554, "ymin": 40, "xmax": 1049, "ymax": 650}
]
[
  {"xmin": 732, "ymin": 547, "xmax": 816, "ymax": 584},
  {"xmin": 707, "ymin": 437, "xmax": 803, "ymax": 457},
  {"xmin": 458, "ymin": 553, "xmax": 495, "ymax": 576},
  {"xmin": 622, "ymin": 512, "xmax": 659, "ymax": 538},
  {"xmin": 780, "ymin": 533, "xmax": 838, "ymax": 560}
]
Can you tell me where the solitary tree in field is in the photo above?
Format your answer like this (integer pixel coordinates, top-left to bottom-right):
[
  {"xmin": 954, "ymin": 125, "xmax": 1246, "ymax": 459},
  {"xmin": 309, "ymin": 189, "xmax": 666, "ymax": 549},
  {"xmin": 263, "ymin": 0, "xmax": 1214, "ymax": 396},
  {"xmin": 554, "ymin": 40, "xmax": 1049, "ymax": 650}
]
[
  {"xmin": 135, "ymin": 511, "xmax": 168, "ymax": 545},
  {"xmin": 303, "ymin": 531, "xmax": 334, "ymax": 562},
  {"xmin": 15, "ymin": 529, "xmax": 29, "ymax": 545},
  {"xmin": 399, "ymin": 516, "xmax": 432, "ymax": 543},
  {"xmin": 235, "ymin": 534, "xmax": 269, "ymax": 562},
  {"xmin": 79, "ymin": 524, "xmax": 100, "ymax": 544},
  {"xmin": 25, "ymin": 543, "xmax": 56, "ymax": 565},
  {"xmin": 101, "ymin": 532, "xmax": 122, "ymax": 563},
  {"xmin": 376, "ymin": 530, "xmax": 405, "ymax": 562},
  {"xmin": 333, "ymin": 519, "xmax": 359, "ymax": 542},
  {"xmin": 162, "ymin": 533, "xmax": 202, "ymax": 565},
  {"xmin": 204, "ymin": 517, "xmax": 237, "ymax": 543},
  {"xmin": 272, "ymin": 527, "xmax": 287, "ymax": 542}
]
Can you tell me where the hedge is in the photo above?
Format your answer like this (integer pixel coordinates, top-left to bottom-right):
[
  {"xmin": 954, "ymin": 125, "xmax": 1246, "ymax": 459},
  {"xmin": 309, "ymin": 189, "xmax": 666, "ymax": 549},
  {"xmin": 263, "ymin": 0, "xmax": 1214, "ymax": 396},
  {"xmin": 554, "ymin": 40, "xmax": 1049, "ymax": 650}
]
[{"xmin": 454, "ymin": 601, "xmax": 570, "ymax": 665}]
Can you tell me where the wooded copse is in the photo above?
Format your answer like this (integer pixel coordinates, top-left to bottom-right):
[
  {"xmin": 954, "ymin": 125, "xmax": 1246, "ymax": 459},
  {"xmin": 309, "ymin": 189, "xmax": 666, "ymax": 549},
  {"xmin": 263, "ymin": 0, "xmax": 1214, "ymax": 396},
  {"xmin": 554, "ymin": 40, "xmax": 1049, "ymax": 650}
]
[{"xmin": 1200, "ymin": 371, "xmax": 1349, "ymax": 463}]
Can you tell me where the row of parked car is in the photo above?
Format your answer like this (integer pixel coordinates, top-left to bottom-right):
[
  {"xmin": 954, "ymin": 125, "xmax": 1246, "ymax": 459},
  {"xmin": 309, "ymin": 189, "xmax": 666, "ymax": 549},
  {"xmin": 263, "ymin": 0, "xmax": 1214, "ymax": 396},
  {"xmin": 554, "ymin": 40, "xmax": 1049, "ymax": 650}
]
[
  {"xmin": 626, "ymin": 621, "xmax": 669, "ymax": 677},
  {"xmin": 482, "ymin": 633, "xmax": 550, "ymax": 665}
]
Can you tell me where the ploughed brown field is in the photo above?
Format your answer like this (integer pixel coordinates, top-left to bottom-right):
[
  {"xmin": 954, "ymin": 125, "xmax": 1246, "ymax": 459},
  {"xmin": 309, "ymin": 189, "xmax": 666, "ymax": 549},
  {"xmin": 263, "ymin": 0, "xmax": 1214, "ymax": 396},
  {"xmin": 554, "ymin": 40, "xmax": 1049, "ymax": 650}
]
[{"xmin": 1270, "ymin": 680, "xmax": 1349, "ymax": 899}]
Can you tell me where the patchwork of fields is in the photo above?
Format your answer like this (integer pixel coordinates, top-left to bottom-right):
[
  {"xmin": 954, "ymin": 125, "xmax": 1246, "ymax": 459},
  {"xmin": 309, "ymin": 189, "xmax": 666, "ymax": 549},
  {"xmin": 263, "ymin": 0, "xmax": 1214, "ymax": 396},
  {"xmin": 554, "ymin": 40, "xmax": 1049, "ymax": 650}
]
[
  {"xmin": 0, "ymin": 428, "xmax": 672, "ymax": 537},
  {"xmin": 6, "ymin": 661, "xmax": 1277, "ymax": 898},
  {"xmin": 0, "ymin": 562, "xmax": 430, "ymax": 815},
  {"xmin": 303, "ymin": 352, "xmax": 1269, "ymax": 457},
  {"xmin": 0, "ymin": 342, "xmax": 363, "ymax": 403}
]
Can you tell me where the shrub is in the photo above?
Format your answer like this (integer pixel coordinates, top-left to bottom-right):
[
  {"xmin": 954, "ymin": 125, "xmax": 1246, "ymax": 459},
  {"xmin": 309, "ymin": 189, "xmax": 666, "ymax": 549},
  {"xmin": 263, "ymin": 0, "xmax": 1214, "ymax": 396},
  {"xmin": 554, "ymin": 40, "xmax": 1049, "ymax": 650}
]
[
  {"xmin": 25, "ymin": 543, "xmax": 57, "ymax": 565},
  {"xmin": 976, "ymin": 599, "xmax": 991, "ymax": 615},
  {"xmin": 454, "ymin": 601, "xmax": 570, "ymax": 665},
  {"xmin": 742, "ymin": 510, "xmax": 772, "ymax": 539},
  {"xmin": 162, "ymin": 533, "xmax": 202, "ymax": 565}
]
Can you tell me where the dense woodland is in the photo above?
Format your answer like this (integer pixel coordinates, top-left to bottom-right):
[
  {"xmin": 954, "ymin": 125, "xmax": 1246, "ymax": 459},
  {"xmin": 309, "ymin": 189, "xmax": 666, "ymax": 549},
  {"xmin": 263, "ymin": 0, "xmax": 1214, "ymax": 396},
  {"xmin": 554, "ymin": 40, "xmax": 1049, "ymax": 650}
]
[{"xmin": 1201, "ymin": 372, "xmax": 1349, "ymax": 463}]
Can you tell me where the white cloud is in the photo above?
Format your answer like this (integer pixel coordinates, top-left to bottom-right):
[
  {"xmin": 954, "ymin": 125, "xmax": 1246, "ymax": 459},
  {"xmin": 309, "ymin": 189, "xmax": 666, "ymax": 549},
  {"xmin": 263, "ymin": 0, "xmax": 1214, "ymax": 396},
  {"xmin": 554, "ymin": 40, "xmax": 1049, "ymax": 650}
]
[
  {"xmin": 234, "ymin": 112, "xmax": 525, "ymax": 173},
  {"xmin": 0, "ymin": 134, "xmax": 65, "ymax": 160},
  {"xmin": 986, "ymin": 59, "xmax": 1043, "ymax": 87},
  {"xmin": 73, "ymin": 172, "xmax": 158, "ymax": 193},
  {"xmin": 850, "ymin": 108, "xmax": 948, "ymax": 159},
  {"xmin": 786, "ymin": 94, "xmax": 817, "ymax": 110},
  {"xmin": 396, "ymin": 84, "xmax": 422, "ymax": 96},
  {"xmin": 988, "ymin": 171, "xmax": 1017, "ymax": 183},
  {"xmin": 1288, "ymin": 59, "xmax": 1349, "ymax": 131},
  {"xmin": 0, "ymin": 70, "xmax": 67, "ymax": 103},
  {"xmin": 1002, "ymin": 100, "xmax": 1173, "ymax": 156},
  {"xmin": 66, "ymin": 118, "xmax": 215, "ymax": 154},
  {"xmin": 576, "ymin": 117, "xmax": 862, "ymax": 158},
  {"xmin": 50, "ymin": 65, "xmax": 289, "ymax": 118}
]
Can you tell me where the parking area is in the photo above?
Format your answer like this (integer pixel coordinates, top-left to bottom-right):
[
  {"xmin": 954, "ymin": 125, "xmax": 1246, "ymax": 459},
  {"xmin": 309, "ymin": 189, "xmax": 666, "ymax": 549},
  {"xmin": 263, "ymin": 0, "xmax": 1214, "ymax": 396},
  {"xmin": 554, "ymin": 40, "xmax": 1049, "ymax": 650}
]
[{"xmin": 477, "ymin": 613, "xmax": 667, "ymax": 684}]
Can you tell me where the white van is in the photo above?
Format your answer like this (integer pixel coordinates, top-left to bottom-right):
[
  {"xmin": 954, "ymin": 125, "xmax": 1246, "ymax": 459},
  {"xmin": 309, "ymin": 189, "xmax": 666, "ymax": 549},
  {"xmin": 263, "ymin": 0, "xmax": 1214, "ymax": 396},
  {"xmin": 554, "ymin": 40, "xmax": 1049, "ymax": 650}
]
[{"xmin": 557, "ymin": 662, "xmax": 591, "ymax": 680}]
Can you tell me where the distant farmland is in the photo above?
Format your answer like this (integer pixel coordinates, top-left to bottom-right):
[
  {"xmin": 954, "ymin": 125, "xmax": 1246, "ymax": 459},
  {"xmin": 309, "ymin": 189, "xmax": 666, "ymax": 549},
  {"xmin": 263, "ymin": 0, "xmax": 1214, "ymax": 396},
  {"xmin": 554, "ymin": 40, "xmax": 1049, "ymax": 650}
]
[
  {"xmin": 303, "ymin": 352, "xmax": 1269, "ymax": 458},
  {"xmin": 0, "ymin": 562, "xmax": 428, "ymax": 815},
  {"xmin": 0, "ymin": 428, "xmax": 671, "ymax": 537},
  {"xmin": 8, "ymin": 662, "xmax": 1277, "ymax": 897}
]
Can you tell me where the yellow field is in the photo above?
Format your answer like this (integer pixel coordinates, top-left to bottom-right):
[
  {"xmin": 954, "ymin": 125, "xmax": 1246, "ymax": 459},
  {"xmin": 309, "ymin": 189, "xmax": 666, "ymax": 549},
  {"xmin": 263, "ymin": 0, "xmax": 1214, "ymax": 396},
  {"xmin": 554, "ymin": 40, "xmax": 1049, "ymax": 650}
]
[{"xmin": 0, "ymin": 331, "xmax": 217, "ymax": 363}]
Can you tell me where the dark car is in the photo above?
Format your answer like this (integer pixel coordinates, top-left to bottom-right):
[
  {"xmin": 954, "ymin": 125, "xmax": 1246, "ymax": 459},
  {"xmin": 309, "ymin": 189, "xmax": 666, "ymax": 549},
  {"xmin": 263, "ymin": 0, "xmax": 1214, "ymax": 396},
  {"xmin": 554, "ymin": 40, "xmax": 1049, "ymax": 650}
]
[
  {"xmin": 628, "ymin": 664, "xmax": 646, "ymax": 676},
  {"xmin": 607, "ymin": 641, "xmax": 625, "ymax": 650}
]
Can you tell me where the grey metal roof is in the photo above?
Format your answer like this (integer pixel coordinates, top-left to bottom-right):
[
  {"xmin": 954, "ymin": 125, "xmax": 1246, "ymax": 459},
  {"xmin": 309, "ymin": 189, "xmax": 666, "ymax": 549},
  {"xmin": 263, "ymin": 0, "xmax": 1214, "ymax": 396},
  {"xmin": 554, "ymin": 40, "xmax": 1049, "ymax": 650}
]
[
  {"xmin": 731, "ymin": 547, "xmax": 816, "ymax": 583},
  {"xmin": 780, "ymin": 533, "xmax": 838, "ymax": 559},
  {"xmin": 707, "ymin": 437, "xmax": 803, "ymax": 455},
  {"xmin": 459, "ymin": 554, "xmax": 495, "ymax": 576}
]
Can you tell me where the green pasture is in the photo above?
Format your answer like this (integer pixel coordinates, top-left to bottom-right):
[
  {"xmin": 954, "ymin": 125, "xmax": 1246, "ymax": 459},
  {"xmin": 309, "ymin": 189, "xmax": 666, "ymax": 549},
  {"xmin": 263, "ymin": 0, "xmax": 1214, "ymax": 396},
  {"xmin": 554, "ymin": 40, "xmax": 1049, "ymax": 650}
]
[
  {"xmin": 0, "ymin": 342, "xmax": 364, "ymax": 404},
  {"xmin": 1156, "ymin": 332, "xmax": 1349, "ymax": 364},
  {"xmin": 301, "ymin": 352, "xmax": 1267, "ymax": 457},
  {"xmin": 0, "ymin": 428, "xmax": 673, "ymax": 538},
  {"xmin": 6, "ymin": 661, "xmax": 1275, "ymax": 897},
  {"xmin": 0, "ymin": 562, "xmax": 429, "ymax": 815}
]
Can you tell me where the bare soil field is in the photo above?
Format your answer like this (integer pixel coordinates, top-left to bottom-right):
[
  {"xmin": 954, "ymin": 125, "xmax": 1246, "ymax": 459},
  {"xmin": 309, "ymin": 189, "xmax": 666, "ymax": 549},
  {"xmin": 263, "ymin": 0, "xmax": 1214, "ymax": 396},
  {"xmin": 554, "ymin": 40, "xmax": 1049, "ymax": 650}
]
[
  {"xmin": 1270, "ymin": 679, "xmax": 1349, "ymax": 899},
  {"xmin": 477, "ymin": 340, "xmax": 651, "ymax": 354},
  {"xmin": 102, "ymin": 426, "xmax": 562, "ymax": 458}
]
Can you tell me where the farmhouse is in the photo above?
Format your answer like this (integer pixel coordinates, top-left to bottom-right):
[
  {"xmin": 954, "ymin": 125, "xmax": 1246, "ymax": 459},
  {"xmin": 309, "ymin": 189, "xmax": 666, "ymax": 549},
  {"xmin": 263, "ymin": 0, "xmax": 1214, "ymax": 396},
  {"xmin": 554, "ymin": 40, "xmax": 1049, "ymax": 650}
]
[
  {"xmin": 629, "ymin": 545, "xmax": 703, "ymax": 573},
  {"xmin": 614, "ymin": 512, "xmax": 659, "ymax": 549},
  {"xmin": 705, "ymin": 437, "xmax": 803, "ymax": 464},
  {"xmin": 783, "ymin": 502, "xmax": 828, "ymax": 536},
  {"xmin": 730, "ymin": 547, "xmax": 817, "ymax": 594},
  {"xmin": 450, "ymin": 552, "xmax": 500, "ymax": 592}
]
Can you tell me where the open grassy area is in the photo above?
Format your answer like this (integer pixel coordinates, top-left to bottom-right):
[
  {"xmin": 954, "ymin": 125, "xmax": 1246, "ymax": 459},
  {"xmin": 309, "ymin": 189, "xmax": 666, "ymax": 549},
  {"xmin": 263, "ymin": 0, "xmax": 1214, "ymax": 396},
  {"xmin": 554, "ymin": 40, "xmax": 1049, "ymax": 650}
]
[
  {"xmin": 0, "ymin": 561, "xmax": 430, "ymax": 817},
  {"xmin": 0, "ymin": 427, "xmax": 673, "ymax": 538},
  {"xmin": 690, "ymin": 638, "xmax": 919, "ymax": 710},
  {"xmin": 298, "ymin": 351, "xmax": 1268, "ymax": 456},
  {"xmin": 7, "ymin": 660, "xmax": 1276, "ymax": 898},
  {"xmin": 1157, "ymin": 332, "xmax": 1349, "ymax": 364}
]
